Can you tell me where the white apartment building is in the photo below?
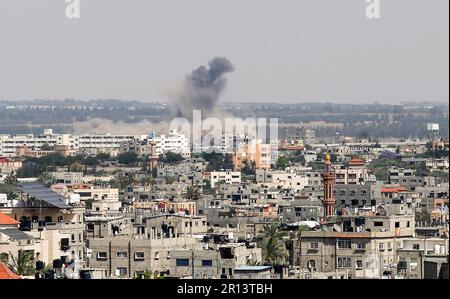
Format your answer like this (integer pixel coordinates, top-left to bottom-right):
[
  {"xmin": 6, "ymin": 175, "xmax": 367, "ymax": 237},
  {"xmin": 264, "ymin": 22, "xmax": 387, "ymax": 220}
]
[
  {"xmin": 74, "ymin": 133, "xmax": 148, "ymax": 151},
  {"xmin": 210, "ymin": 171, "xmax": 242, "ymax": 188},
  {"xmin": 256, "ymin": 169, "xmax": 309, "ymax": 192},
  {"xmin": 0, "ymin": 129, "xmax": 72, "ymax": 157},
  {"xmin": 335, "ymin": 158, "xmax": 370, "ymax": 185},
  {"xmin": 0, "ymin": 128, "xmax": 180, "ymax": 157},
  {"xmin": 71, "ymin": 187, "xmax": 119, "ymax": 203},
  {"xmin": 149, "ymin": 130, "xmax": 191, "ymax": 158}
]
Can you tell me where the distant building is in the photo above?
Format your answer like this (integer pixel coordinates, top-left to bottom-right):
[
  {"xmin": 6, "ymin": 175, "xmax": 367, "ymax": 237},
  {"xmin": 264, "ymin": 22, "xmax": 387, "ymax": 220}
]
[
  {"xmin": 427, "ymin": 123, "xmax": 440, "ymax": 141},
  {"xmin": 234, "ymin": 143, "xmax": 272, "ymax": 171},
  {"xmin": 278, "ymin": 124, "xmax": 316, "ymax": 145},
  {"xmin": 209, "ymin": 171, "xmax": 241, "ymax": 188}
]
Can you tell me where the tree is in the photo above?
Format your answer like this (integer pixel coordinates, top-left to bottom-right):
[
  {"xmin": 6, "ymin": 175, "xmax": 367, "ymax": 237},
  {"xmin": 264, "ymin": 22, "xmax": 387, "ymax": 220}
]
[
  {"xmin": 5, "ymin": 250, "xmax": 35, "ymax": 276},
  {"xmin": 223, "ymin": 154, "xmax": 234, "ymax": 170},
  {"xmin": 117, "ymin": 152, "xmax": 139, "ymax": 165},
  {"xmin": 4, "ymin": 171, "xmax": 18, "ymax": 186},
  {"xmin": 159, "ymin": 152, "xmax": 184, "ymax": 164},
  {"xmin": 242, "ymin": 158, "xmax": 255, "ymax": 175},
  {"xmin": 304, "ymin": 144, "xmax": 313, "ymax": 151},
  {"xmin": 69, "ymin": 161, "xmax": 83, "ymax": 172},
  {"xmin": 133, "ymin": 269, "xmax": 153, "ymax": 279},
  {"xmin": 246, "ymin": 259, "xmax": 262, "ymax": 266},
  {"xmin": 275, "ymin": 157, "xmax": 289, "ymax": 170},
  {"xmin": 183, "ymin": 185, "xmax": 202, "ymax": 201},
  {"xmin": 415, "ymin": 162, "xmax": 429, "ymax": 176},
  {"xmin": 257, "ymin": 223, "xmax": 288, "ymax": 265},
  {"xmin": 373, "ymin": 167, "xmax": 389, "ymax": 182},
  {"xmin": 40, "ymin": 143, "xmax": 53, "ymax": 151},
  {"xmin": 290, "ymin": 151, "xmax": 306, "ymax": 164},
  {"xmin": 203, "ymin": 152, "xmax": 234, "ymax": 171},
  {"xmin": 116, "ymin": 173, "xmax": 137, "ymax": 190},
  {"xmin": 140, "ymin": 175, "xmax": 153, "ymax": 190},
  {"xmin": 16, "ymin": 161, "xmax": 42, "ymax": 178}
]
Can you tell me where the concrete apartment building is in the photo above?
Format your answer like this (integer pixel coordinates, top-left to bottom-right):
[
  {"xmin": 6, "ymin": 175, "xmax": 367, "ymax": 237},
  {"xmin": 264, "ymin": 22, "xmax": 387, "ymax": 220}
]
[
  {"xmin": 334, "ymin": 158, "xmax": 370, "ymax": 185},
  {"xmin": 0, "ymin": 128, "xmax": 192, "ymax": 158},
  {"xmin": 86, "ymin": 235, "xmax": 201, "ymax": 278},
  {"xmin": 0, "ymin": 129, "xmax": 72, "ymax": 157},
  {"xmin": 49, "ymin": 170, "xmax": 84, "ymax": 185},
  {"xmin": 233, "ymin": 143, "xmax": 272, "ymax": 171},
  {"xmin": 396, "ymin": 237, "xmax": 448, "ymax": 279},
  {"xmin": 71, "ymin": 186, "xmax": 119, "ymax": 203},
  {"xmin": 278, "ymin": 124, "xmax": 316, "ymax": 145},
  {"xmin": 86, "ymin": 214, "xmax": 209, "ymax": 277},
  {"xmin": 149, "ymin": 130, "xmax": 191, "ymax": 158},
  {"xmin": 289, "ymin": 203, "xmax": 416, "ymax": 279},
  {"xmin": 333, "ymin": 181, "xmax": 384, "ymax": 208},
  {"xmin": 169, "ymin": 243, "xmax": 262, "ymax": 279},
  {"xmin": 279, "ymin": 199, "xmax": 324, "ymax": 223},
  {"xmin": 120, "ymin": 130, "xmax": 191, "ymax": 158},
  {"xmin": 209, "ymin": 170, "xmax": 241, "ymax": 188},
  {"xmin": 0, "ymin": 183, "xmax": 86, "ymax": 271},
  {"xmin": 255, "ymin": 169, "xmax": 309, "ymax": 192}
]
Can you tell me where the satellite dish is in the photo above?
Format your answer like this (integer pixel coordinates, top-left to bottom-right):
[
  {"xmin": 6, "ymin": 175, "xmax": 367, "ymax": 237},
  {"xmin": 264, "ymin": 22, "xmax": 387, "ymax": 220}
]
[{"xmin": 333, "ymin": 224, "xmax": 341, "ymax": 232}]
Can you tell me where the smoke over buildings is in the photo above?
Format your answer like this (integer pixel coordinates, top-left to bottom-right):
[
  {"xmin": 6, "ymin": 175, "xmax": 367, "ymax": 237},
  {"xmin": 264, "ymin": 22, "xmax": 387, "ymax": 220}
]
[{"xmin": 173, "ymin": 57, "xmax": 234, "ymax": 121}]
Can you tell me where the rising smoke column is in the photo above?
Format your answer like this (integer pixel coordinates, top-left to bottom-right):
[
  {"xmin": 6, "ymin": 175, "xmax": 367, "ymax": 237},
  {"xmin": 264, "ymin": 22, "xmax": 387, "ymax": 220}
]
[{"xmin": 174, "ymin": 57, "xmax": 234, "ymax": 121}]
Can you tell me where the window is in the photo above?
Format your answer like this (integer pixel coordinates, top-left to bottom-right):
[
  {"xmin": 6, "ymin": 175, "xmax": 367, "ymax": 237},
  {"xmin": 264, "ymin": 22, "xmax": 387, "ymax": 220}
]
[
  {"xmin": 309, "ymin": 242, "xmax": 319, "ymax": 250},
  {"xmin": 97, "ymin": 252, "xmax": 107, "ymax": 260},
  {"xmin": 374, "ymin": 221, "xmax": 384, "ymax": 227},
  {"xmin": 356, "ymin": 243, "xmax": 366, "ymax": 250},
  {"xmin": 134, "ymin": 252, "xmax": 145, "ymax": 260},
  {"xmin": 307, "ymin": 260, "xmax": 316, "ymax": 269},
  {"xmin": 116, "ymin": 267, "xmax": 127, "ymax": 277},
  {"xmin": 395, "ymin": 222, "xmax": 400, "ymax": 228},
  {"xmin": 337, "ymin": 239, "xmax": 351, "ymax": 249},
  {"xmin": 202, "ymin": 260, "xmax": 213, "ymax": 267},
  {"xmin": 0, "ymin": 253, "xmax": 8, "ymax": 262},
  {"xmin": 337, "ymin": 257, "xmax": 352, "ymax": 268},
  {"xmin": 60, "ymin": 238, "xmax": 70, "ymax": 251},
  {"xmin": 412, "ymin": 244, "xmax": 420, "ymax": 250},
  {"xmin": 356, "ymin": 260, "xmax": 363, "ymax": 270},
  {"xmin": 176, "ymin": 259, "xmax": 190, "ymax": 267},
  {"xmin": 379, "ymin": 243, "xmax": 385, "ymax": 251},
  {"xmin": 116, "ymin": 252, "xmax": 127, "ymax": 258},
  {"xmin": 387, "ymin": 242, "xmax": 392, "ymax": 251}
]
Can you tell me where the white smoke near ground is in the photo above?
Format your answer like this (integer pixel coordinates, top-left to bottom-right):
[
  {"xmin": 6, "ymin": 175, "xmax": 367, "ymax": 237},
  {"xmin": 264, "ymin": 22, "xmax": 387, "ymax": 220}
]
[{"xmin": 72, "ymin": 118, "xmax": 170, "ymax": 135}]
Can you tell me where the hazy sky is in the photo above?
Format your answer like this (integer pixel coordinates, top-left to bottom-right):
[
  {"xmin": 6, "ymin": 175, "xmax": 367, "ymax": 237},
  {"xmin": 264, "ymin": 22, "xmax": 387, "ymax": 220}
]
[{"xmin": 0, "ymin": 0, "xmax": 448, "ymax": 103}]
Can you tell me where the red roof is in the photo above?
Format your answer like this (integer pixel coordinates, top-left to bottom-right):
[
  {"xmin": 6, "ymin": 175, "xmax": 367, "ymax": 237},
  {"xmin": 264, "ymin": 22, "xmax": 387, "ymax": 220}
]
[
  {"xmin": 0, "ymin": 262, "xmax": 21, "ymax": 279},
  {"xmin": 381, "ymin": 187, "xmax": 407, "ymax": 193},
  {"xmin": 349, "ymin": 158, "xmax": 365, "ymax": 165},
  {"xmin": 0, "ymin": 212, "xmax": 20, "ymax": 226}
]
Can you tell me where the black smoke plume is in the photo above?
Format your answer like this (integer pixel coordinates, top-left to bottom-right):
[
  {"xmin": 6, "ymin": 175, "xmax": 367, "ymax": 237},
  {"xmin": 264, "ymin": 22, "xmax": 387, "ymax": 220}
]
[{"xmin": 174, "ymin": 57, "xmax": 234, "ymax": 121}]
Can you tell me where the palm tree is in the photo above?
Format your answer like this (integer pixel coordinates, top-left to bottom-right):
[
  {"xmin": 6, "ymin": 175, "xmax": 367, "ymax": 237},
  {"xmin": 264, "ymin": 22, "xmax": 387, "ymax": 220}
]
[
  {"xmin": 140, "ymin": 175, "xmax": 153, "ymax": 191},
  {"xmin": 7, "ymin": 250, "xmax": 35, "ymax": 276},
  {"xmin": 246, "ymin": 259, "xmax": 262, "ymax": 266},
  {"xmin": 257, "ymin": 223, "xmax": 288, "ymax": 265}
]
